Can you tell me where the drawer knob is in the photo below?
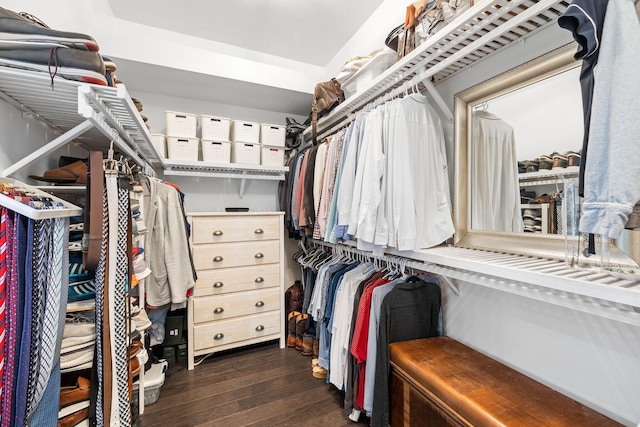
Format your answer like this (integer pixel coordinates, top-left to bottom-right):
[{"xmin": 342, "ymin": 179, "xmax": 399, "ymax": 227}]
[
  {"xmin": 213, "ymin": 256, "xmax": 224, "ymax": 262},
  {"xmin": 254, "ymin": 228, "xmax": 264, "ymax": 235},
  {"xmin": 213, "ymin": 307, "xmax": 224, "ymax": 314},
  {"xmin": 214, "ymin": 333, "xmax": 224, "ymax": 340},
  {"xmin": 213, "ymin": 282, "xmax": 224, "ymax": 288},
  {"xmin": 254, "ymin": 252, "xmax": 264, "ymax": 259},
  {"xmin": 255, "ymin": 276, "xmax": 264, "ymax": 283},
  {"xmin": 213, "ymin": 230, "xmax": 223, "ymax": 236},
  {"xmin": 255, "ymin": 300, "xmax": 265, "ymax": 308},
  {"xmin": 255, "ymin": 325, "xmax": 265, "ymax": 332}
]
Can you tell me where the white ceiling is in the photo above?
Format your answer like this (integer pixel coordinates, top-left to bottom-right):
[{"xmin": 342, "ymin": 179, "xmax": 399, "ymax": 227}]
[
  {"xmin": 101, "ymin": 0, "xmax": 387, "ymax": 116},
  {"xmin": 106, "ymin": 0, "xmax": 386, "ymax": 67}
]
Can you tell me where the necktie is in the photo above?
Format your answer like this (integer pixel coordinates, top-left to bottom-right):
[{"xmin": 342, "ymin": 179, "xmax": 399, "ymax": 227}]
[
  {"xmin": 2, "ymin": 209, "xmax": 16, "ymax": 423},
  {"xmin": 0, "ymin": 208, "xmax": 7, "ymax": 419}
]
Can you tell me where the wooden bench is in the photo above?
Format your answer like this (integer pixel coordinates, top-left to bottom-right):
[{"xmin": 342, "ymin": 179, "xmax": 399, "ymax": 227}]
[{"xmin": 389, "ymin": 337, "xmax": 621, "ymax": 427}]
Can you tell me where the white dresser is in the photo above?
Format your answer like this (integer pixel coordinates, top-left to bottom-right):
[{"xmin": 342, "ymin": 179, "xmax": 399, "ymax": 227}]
[{"xmin": 186, "ymin": 212, "xmax": 285, "ymax": 370}]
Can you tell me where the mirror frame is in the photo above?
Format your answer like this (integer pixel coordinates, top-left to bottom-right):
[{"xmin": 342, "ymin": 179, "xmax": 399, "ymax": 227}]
[{"xmin": 453, "ymin": 43, "xmax": 637, "ymax": 267}]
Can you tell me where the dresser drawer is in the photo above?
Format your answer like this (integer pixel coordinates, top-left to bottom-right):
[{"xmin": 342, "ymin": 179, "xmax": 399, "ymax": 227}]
[
  {"xmin": 194, "ymin": 264, "xmax": 280, "ymax": 297},
  {"xmin": 193, "ymin": 311, "xmax": 281, "ymax": 351},
  {"xmin": 191, "ymin": 215, "xmax": 281, "ymax": 244},
  {"xmin": 193, "ymin": 287, "xmax": 280, "ymax": 323},
  {"xmin": 193, "ymin": 240, "xmax": 279, "ymax": 270}
]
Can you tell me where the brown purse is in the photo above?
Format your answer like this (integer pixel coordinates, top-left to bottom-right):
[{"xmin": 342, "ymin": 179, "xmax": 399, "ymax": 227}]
[{"xmin": 311, "ymin": 78, "xmax": 344, "ymax": 145}]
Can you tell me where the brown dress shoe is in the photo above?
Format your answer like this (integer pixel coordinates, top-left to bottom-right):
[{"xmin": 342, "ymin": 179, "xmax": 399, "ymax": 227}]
[
  {"xmin": 59, "ymin": 377, "xmax": 91, "ymax": 408},
  {"xmin": 58, "ymin": 407, "xmax": 89, "ymax": 427}
]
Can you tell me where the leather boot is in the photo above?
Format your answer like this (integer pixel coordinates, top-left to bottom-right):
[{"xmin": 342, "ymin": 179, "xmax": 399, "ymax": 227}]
[
  {"xmin": 295, "ymin": 313, "xmax": 309, "ymax": 351},
  {"xmin": 287, "ymin": 311, "xmax": 300, "ymax": 348}
]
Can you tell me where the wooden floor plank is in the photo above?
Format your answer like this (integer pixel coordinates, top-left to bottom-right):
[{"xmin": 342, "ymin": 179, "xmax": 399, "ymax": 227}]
[{"xmin": 140, "ymin": 342, "xmax": 369, "ymax": 426}]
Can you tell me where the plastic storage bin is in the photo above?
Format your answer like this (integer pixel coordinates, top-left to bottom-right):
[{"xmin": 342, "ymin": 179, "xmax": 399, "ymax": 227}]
[
  {"xmin": 201, "ymin": 139, "xmax": 231, "ymax": 163},
  {"xmin": 259, "ymin": 124, "xmax": 286, "ymax": 147},
  {"xmin": 133, "ymin": 360, "xmax": 168, "ymax": 406},
  {"xmin": 167, "ymin": 137, "xmax": 199, "ymax": 161},
  {"xmin": 165, "ymin": 111, "xmax": 197, "ymax": 138},
  {"xmin": 231, "ymin": 142, "xmax": 260, "ymax": 164},
  {"xmin": 231, "ymin": 120, "xmax": 259, "ymax": 143},
  {"xmin": 150, "ymin": 134, "xmax": 166, "ymax": 158},
  {"xmin": 261, "ymin": 146, "xmax": 285, "ymax": 166},
  {"xmin": 201, "ymin": 115, "xmax": 231, "ymax": 141}
]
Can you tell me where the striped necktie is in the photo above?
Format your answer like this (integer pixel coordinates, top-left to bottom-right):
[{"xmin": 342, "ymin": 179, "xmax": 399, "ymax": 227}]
[
  {"xmin": 28, "ymin": 217, "xmax": 66, "ymax": 418},
  {"xmin": 1, "ymin": 209, "xmax": 16, "ymax": 423}
]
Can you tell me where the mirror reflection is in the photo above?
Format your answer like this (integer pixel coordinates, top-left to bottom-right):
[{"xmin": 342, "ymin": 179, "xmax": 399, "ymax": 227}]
[{"xmin": 470, "ymin": 65, "xmax": 583, "ymax": 237}]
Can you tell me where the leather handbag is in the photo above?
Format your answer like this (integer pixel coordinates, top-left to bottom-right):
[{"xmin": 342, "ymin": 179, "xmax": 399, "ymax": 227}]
[{"xmin": 311, "ymin": 78, "xmax": 344, "ymax": 145}]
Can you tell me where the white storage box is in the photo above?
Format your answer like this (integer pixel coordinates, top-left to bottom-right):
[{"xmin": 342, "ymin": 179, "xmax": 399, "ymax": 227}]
[
  {"xmin": 231, "ymin": 120, "xmax": 260, "ymax": 144},
  {"xmin": 133, "ymin": 360, "xmax": 168, "ymax": 406},
  {"xmin": 341, "ymin": 49, "xmax": 397, "ymax": 99},
  {"xmin": 231, "ymin": 142, "xmax": 260, "ymax": 164},
  {"xmin": 260, "ymin": 124, "xmax": 286, "ymax": 147},
  {"xmin": 201, "ymin": 139, "xmax": 231, "ymax": 163},
  {"xmin": 201, "ymin": 115, "xmax": 231, "ymax": 141},
  {"xmin": 261, "ymin": 146, "xmax": 285, "ymax": 166},
  {"xmin": 150, "ymin": 134, "xmax": 166, "ymax": 158},
  {"xmin": 165, "ymin": 111, "xmax": 197, "ymax": 138},
  {"xmin": 167, "ymin": 136, "xmax": 199, "ymax": 161}
]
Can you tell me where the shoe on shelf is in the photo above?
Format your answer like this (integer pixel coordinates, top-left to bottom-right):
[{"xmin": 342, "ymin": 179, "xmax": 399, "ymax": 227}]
[
  {"xmin": 524, "ymin": 159, "xmax": 539, "ymax": 173},
  {"xmin": 59, "ymin": 376, "xmax": 91, "ymax": 409},
  {"xmin": 0, "ymin": 7, "xmax": 99, "ymax": 51},
  {"xmin": 566, "ymin": 150, "xmax": 581, "ymax": 167},
  {"xmin": 30, "ymin": 160, "xmax": 88, "ymax": 184},
  {"xmin": 537, "ymin": 155, "xmax": 553, "ymax": 170},
  {"xmin": 551, "ymin": 152, "xmax": 568, "ymax": 169},
  {"xmin": 0, "ymin": 44, "xmax": 106, "ymax": 85},
  {"xmin": 132, "ymin": 253, "xmax": 151, "ymax": 280}
]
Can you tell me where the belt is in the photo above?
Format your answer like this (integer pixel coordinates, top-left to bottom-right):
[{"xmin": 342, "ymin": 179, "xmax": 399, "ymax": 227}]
[{"xmin": 83, "ymin": 151, "xmax": 103, "ymax": 270}]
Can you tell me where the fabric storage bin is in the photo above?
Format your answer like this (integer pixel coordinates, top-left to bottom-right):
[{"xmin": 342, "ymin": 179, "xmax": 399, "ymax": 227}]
[
  {"xmin": 165, "ymin": 111, "xmax": 197, "ymax": 138},
  {"xmin": 231, "ymin": 142, "xmax": 260, "ymax": 164},
  {"xmin": 201, "ymin": 139, "xmax": 231, "ymax": 163},
  {"xmin": 231, "ymin": 120, "xmax": 259, "ymax": 144},
  {"xmin": 167, "ymin": 136, "xmax": 199, "ymax": 161},
  {"xmin": 201, "ymin": 115, "xmax": 231, "ymax": 141},
  {"xmin": 150, "ymin": 134, "xmax": 167, "ymax": 157},
  {"xmin": 259, "ymin": 124, "xmax": 286, "ymax": 147},
  {"xmin": 261, "ymin": 146, "xmax": 285, "ymax": 166}
]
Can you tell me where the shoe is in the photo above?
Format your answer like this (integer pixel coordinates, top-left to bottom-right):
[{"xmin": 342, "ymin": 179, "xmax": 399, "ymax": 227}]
[
  {"xmin": 0, "ymin": 7, "xmax": 99, "ymax": 51},
  {"xmin": 551, "ymin": 152, "xmax": 568, "ymax": 169},
  {"xmin": 0, "ymin": 44, "xmax": 106, "ymax": 85},
  {"xmin": 132, "ymin": 254, "xmax": 151, "ymax": 280},
  {"xmin": 131, "ymin": 305, "xmax": 152, "ymax": 331},
  {"xmin": 59, "ymin": 377, "xmax": 91, "ymax": 408},
  {"xmin": 295, "ymin": 313, "xmax": 309, "ymax": 351},
  {"xmin": 58, "ymin": 407, "xmax": 89, "ymax": 427},
  {"xmin": 537, "ymin": 155, "xmax": 553, "ymax": 170},
  {"xmin": 517, "ymin": 161, "xmax": 526, "ymax": 174},
  {"xmin": 131, "ymin": 97, "xmax": 143, "ymax": 112},
  {"xmin": 520, "ymin": 189, "xmax": 537, "ymax": 204},
  {"xmin": 312, "ymin": 366, "xmax": 328, "ymax": 379},
  {"xmin": 287, "ymin": 311, "xmax": 300, "ymax": 348},
  {"xmin": 566, "ymin": 150, "xmax": 581, "ymax": 167},
  {"xmin": 312, "ymin": 338, "xmax": 319, "ymax": 358},
  {"xmin": 29, "ymin": 160, "xmax": 87, "ymax": 184},
  {"xmin": 301, "ymin": 334, "xmax": 313, "ymax": 356},
  {"xmin": 524, "ymin": 159, "xmax": 539, "ymax": 173}
]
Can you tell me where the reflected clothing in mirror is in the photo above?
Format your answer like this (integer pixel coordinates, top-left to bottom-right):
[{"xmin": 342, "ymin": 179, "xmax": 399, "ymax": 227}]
[{"xmin": 471, "ymin": 110, "xmax": 523, "ymax": 232}]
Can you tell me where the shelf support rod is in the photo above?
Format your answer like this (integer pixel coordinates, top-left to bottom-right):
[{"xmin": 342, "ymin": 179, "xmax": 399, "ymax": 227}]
[
  {"xmin": 2, "ymin": 119, "xmax": 93, "ymax": 178},
  {"xmin": 422, "ymin": 79, "xmax": 454, "ymax": 123}
]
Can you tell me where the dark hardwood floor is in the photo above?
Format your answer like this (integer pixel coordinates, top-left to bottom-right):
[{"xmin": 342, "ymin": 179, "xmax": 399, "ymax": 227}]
[{"xmin": 140, "ymin": 342, "xmax": 371, "ymax": 427}]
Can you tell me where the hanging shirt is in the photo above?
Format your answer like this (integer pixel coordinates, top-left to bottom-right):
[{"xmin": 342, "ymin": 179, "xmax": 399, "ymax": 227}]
[
  {"xmin": 388, "ymin": 94, "xmax": 454, "ymax": 250},
  {"xmin": 326, "ymin": 125, "xmax": 353, "ymax": 243},
  {"xmin": 578, "ymin": 0, "xmax": 640, "ymax": 238},
  {"xmin": 471, "ymin": 110, "xmax": 524, "ymax": 233}
]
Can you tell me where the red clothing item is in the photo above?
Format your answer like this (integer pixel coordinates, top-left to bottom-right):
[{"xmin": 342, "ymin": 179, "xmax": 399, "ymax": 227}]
[{"xmin": 350, "ymin": 277, "xmax": 389, "ymax": 363}]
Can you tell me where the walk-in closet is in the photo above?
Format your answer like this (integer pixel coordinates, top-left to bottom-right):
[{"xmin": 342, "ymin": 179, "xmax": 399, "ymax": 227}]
[{"xmin": 0, "ymin": 0, "xmax": 639, "ymax": 426}]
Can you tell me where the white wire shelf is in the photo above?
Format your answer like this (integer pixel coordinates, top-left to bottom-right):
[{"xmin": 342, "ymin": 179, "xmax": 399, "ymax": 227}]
[
  {"xmin": 162, "ymin": 159, "xmax": 288, "ymax": 180},
  {"xmin": 304, "ymin": 0, "xmax": 570, "ymax": 141},
  {"xmin": 0, "ymin": 66, "xmax": 163, "ymax": 177},
  {"xmin": 519, "ymin": 166, "xmax": 579, "ymax": 186}
]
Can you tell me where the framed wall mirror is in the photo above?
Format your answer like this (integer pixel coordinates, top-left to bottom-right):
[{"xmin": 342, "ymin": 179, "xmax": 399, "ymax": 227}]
[{"xmin": 453, "ymin": 43, "xmax": 639, "ymax": 268}]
